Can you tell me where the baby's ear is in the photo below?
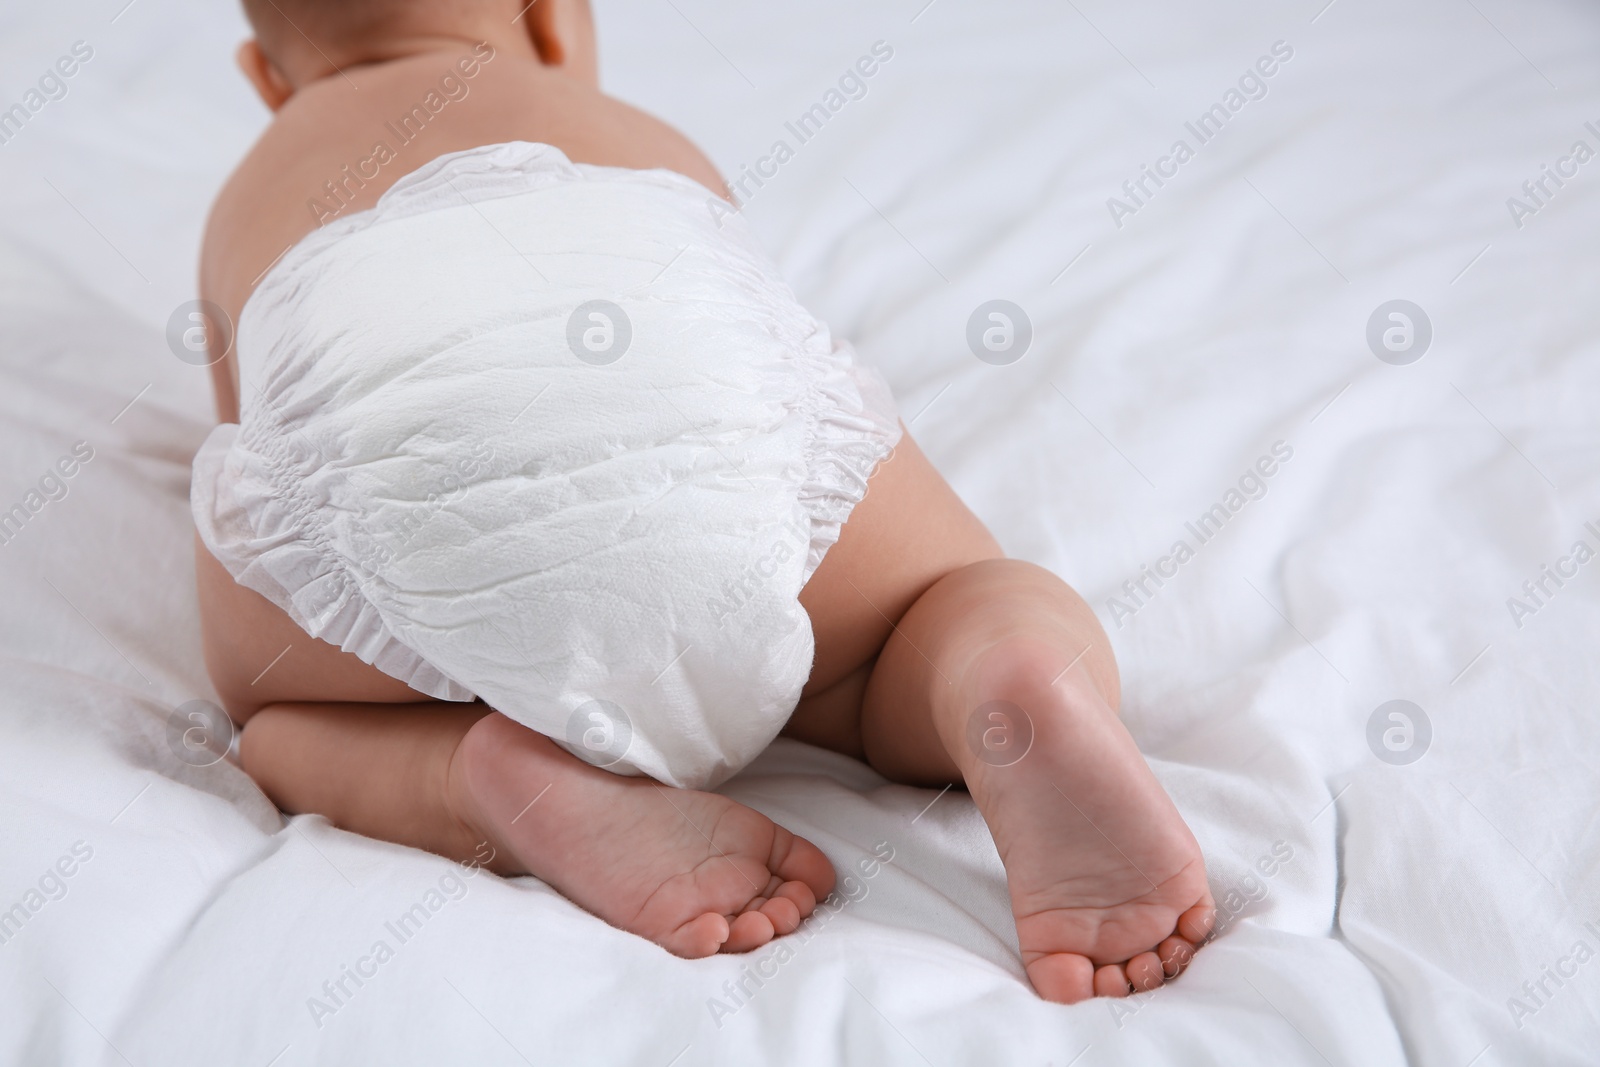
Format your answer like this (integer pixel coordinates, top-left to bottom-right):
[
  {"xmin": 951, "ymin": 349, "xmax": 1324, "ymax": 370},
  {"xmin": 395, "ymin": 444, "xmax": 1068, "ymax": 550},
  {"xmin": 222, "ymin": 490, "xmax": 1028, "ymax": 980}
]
[
  {"xmin": 523, "ymin": 0, "xmax": 598, "ymax": 86},
  {"xmin": 236, "ymin": 40, "xmax": 295, "ymax": 112}
]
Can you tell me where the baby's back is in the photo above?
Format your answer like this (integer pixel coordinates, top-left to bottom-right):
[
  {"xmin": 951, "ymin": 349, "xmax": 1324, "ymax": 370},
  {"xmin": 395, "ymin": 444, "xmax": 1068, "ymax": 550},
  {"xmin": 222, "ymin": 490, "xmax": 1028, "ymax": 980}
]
[{"xmin": 202, "ymin": 45, "xmax": 725, "ymax": 419}]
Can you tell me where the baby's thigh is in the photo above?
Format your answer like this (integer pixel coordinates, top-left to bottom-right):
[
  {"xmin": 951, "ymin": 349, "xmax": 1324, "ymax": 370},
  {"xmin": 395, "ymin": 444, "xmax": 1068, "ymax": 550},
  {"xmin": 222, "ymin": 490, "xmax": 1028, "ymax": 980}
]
[
  {"xmin": 194, "ymin": 530, "xmax": 424, "ymax": 720},
  {"xmin": 798, "ymin": 429, "xmax": 1002, "ymax": 698}
]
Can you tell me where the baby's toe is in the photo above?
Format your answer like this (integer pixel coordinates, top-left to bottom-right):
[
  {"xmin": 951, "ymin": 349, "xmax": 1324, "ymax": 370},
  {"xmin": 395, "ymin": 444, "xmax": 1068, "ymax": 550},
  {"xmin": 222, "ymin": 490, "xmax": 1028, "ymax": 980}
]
[
  {"xmin": 1125, "ymin": 951, "xmax": 1165, "ymax": 992},
  {"xmin": 769, "ymin": 827, "xmax": 836, "ymax": 902},
  {"xmin": 1177, "ymin": 901, "xmax": 1217, "ymax": 945},
  {"xmin": 1093, "ymin": 963, "xmax": 1133, "ymax": 998},
  {"xmin": 758, "ymin": 895, "xmax": 801, "ymax": 936},
  {"xmin": 773, "ymin": 878, "xmax": 817, "ymax": 919},
  {"xmin": 722, "ymin": 909, "xmax": 776, "ymax": 953},
  {"xmin": 1158, "ymin": 935, "xmax": 1195, "ymax": 978},
  {"xmin": 1024, "ymin": 953, "xmax": 1095, "ymax": 1004},
  {"xmin": 659, "ymin": 912, "xmax": 730, "ymax": 959}
]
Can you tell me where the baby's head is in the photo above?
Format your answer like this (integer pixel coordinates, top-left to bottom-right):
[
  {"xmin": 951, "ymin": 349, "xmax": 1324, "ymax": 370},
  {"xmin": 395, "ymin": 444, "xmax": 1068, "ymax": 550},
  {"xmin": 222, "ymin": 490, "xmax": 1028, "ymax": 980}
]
[{"xmin": 238, "ymin": 0, "xmax": 594, "ymax": 108}]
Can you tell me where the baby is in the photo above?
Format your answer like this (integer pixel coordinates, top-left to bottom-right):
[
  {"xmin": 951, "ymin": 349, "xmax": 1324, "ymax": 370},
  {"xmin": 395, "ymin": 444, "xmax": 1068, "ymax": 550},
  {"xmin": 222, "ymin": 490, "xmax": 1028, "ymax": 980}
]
[{"xmin": 192, "ymin": 0, "xmax": 1214, "ymax": 1004}]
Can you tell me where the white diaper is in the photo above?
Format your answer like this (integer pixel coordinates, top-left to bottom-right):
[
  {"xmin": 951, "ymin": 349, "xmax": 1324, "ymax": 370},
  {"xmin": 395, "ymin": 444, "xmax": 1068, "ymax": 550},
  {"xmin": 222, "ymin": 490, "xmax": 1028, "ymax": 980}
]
[{"xmin": 191, "ymin": 141, "xmax": 901, "ymax": 789}]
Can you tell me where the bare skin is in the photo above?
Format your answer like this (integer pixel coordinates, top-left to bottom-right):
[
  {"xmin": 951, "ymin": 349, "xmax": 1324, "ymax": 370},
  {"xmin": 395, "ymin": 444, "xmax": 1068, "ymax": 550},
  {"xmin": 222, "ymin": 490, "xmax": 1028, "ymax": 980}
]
[{"xmin": 199, "ymin": 0, "xmax": 1214, "ymax": 1001}]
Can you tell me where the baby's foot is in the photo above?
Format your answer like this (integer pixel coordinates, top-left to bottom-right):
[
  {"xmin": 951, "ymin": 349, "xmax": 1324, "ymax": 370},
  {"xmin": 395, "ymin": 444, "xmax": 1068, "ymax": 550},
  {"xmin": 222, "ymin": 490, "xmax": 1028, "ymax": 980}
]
[
  {"xmin": 963, "ymin": 641, "xmax": 1215, "ymax": 1003},
  {"xmin": 448, "ymin": 713, "xmax": 836, "ymax": 958}
]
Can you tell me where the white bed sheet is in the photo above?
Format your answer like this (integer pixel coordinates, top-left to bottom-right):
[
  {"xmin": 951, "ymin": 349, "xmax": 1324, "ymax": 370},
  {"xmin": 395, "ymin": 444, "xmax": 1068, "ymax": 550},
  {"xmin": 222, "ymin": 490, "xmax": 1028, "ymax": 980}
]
[{"xmin": 1, "ymin": 1, "xmax": 1597, "ymax": 1064}]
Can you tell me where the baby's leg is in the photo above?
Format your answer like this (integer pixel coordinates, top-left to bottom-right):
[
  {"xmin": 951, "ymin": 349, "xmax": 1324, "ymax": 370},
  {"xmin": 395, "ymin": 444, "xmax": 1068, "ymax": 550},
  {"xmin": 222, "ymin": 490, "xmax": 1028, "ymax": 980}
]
[
  {"xmin": 243, "ymin": 702, "xmax": 833, "ymax": 957},
  {"xmin": 794, "ymin": 436, "xmax": 1214, "ymax": 1004},
  {"xmin": 197, "ymin": 535, "xmax": 834, "ymax": 958},
  {"xmin": 863, "ymin": 562, "xmax": 1213, "ymax": 1001}
]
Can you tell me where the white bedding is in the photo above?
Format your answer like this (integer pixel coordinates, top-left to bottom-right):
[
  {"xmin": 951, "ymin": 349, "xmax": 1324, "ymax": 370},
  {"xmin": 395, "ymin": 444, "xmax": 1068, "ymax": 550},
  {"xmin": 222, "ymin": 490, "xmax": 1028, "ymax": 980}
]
[{"xmin": 1, "ymin": 1, "xmax": 1597, "ymax": 1064}]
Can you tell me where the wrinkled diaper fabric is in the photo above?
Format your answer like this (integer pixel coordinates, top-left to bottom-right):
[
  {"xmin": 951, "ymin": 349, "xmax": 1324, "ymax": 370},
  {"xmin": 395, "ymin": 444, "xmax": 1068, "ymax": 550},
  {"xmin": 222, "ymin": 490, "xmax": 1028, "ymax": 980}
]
[{"xmin": 190, "ymin": 141, "xmax": 902, "ymax": 789}]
